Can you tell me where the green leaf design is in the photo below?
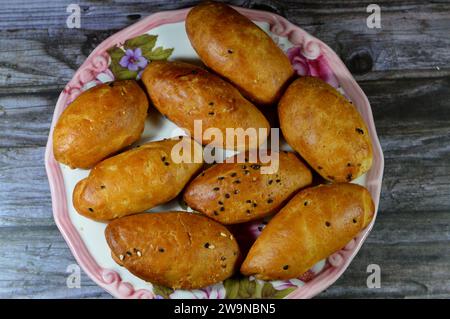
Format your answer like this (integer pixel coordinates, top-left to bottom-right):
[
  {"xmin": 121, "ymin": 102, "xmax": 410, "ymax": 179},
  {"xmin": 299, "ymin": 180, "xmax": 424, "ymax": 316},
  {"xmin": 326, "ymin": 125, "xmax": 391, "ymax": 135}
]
[
  {"xmin": 152, "ymin": 284, "xmax": 173, "ymax": 299},
  {"xmin": 224, "ymin": 276, "xmax": 296, "ymax": 299},
  {"xmin": 124, "ymin": 34, "xmax": 157, "ymax": 52},
  {"xmin": 143, "ymin": 47, "xmax": 174, "ymax": 61},
  {"xmin": 106, "ymin": 34, "xmax": 173, "ymax": 81}
]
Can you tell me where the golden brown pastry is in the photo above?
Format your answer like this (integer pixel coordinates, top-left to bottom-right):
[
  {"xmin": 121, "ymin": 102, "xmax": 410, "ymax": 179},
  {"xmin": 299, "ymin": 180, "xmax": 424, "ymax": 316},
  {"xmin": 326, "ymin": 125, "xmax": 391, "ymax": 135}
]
[
  {"xmin": 105, "ymin": 212, "xmax": 240, "ymax": 289},
  {"xmin": 241, "ymin": 183, "xmax": 375, "ymax": 280},
  {"xmin": 278, "ymin": 77, "xmax": 373, "ymax": 182},
  {"xmin": 73, "ymin": 137, "xmax": 203, "ymax": 221},
  {"xmin": 141, "ymin": 61, "xmax": 270, "ymax": 150},
  {"xmin": 53, "ymin": 80, "xmax": 148, "ymax": 169},
  {"xmin": 185, "ymin": 1, "xmax": 294, "ymax": 105},
  {"xmin": 184, "ymin": 151, "xmax": 312, "ymax": 224}
]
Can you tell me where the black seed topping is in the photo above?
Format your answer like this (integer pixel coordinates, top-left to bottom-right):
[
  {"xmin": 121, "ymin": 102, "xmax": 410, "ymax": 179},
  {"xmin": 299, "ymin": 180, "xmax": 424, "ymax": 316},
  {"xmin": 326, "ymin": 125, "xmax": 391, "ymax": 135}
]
[
  {"xmin": 318, "ymin": 166, "xmax": 323, "ymax": 170},
  {"xmin": 208, "ymin": 112, "xmax": 215, "ymax": 116},
  {"xmin": 356, "ymin": 128, "xmax": 364, "ymax": 134},
  {"xmin": 325, "ymin": 221, "xmax": 331, "ymax": 227},
  {"xmin": 204, "ymin": 242, "xmax": 210, "ymax": 248},
  {"xmin": 347, "ymin": 163, "xmax": 352, "ymax": 167},
  {"xmin": 164, "ymin": 162, "xmax": 170, "ymax": 166},
  {"xmin": 246, "ymin": 210, "xmax": 251, "ymax": 214},
  {"xmin": 218, "ymin": 176, "xmax": 225, "ymax": 180},
  {"xmin": 221, "ymin": 264, "xmax": 227, "ymax": 268},
  {"xmin": 251, "ymin": 164, "xmax": 261, "ymax": 170},
  {"xmin": 230, "ymin": 172, "xmax": 237, "ymax": 177},
  {"xmin": 126, "ymin": 251, "xmax": 132, "ymax": 256},
  {"xmin": 234, "ymin": 190, "xmax": 239, "ymax": 195},
  {"xmin": 159, "ymin": 248, "xmax": 165, "ymax": 252},
  {"xmin": 252, "ymin": 203, "xmax": 257, "ymax": 208},
  {"xmin": 221, "ymin": 256, "xmax": 226, "ymax": 261},
  {"xmin": 353, "ymin": 218, "xmax": 357, "ymax": 224},
  {"xmin": 213, "ymin": 187, "xmax": 220, "ymax": 191},
  {"xmin": 276, "ymin": 179, "xmax": 281, "ymax": 183},
  {"xmin": 220, "ymin": 207, "xmax": 225, "ymax": 212},
  {"xmin": 268, "ymin": 180, "xmax": 273, "ymax": 185},
  {"xmin": 242, "ymin": 165, "xmax": 247, "ymax": 169},
  {"xmin": 283, "ymin": 265, "xmax": 289, "ymax": 270},
  {"xmin": 244, "ymin": 170, "xmax": 250, "ymax": 175},
  {"xmin": 347, "ymin": 173, "xmax": 353, "ymax": 181},
  {"xmin": 246, "ymin": 200, "xmax": 252, "ymax": 203},
  {"xmin": 304, "ymin": 201, "xmax": 309, "ymax": 206},
  {"xmin": 218, "ymin": 201, "xmax": 224, "ymax": 205},
  {"xmin": 233, "ymin": 180, "xmax": 241, "ymax": 184},
  {"xmin": 227, "ymin": 49, "xmax": 233, "ymax": 54},
  {"xmin": 213, "ymin": 211, "xmax": 219, "ymax": 216},
  {"xmin": 88, "ymin": 208, "xmax": 94, "ymax": 212},
  {"xmin": 209, "ymin": 102, "xmax": 214, "ymax": 106},
  {"xmin": 161, "ymin": 156, "xmax": 166, "ymax": 162},
  {"xmin": 225, "ymin": 193, "xmax": 231, "ymax": 198},
  {"xmin": 100, "ymin": 185, "xmax": 106, "ymax": 189},
  {"xmin": 258, "ymin": 226, "xmax": 263, "ymax": 232},
  {"xmin": 267, "ymin": 199, "xmax": 273, "ymax": 204}
]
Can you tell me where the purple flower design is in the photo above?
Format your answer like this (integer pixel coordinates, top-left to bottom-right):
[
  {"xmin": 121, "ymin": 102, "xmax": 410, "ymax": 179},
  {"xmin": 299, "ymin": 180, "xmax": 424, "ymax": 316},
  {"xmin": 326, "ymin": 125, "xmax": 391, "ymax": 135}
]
[
  {"xmin": 119, "ymin": 48, "xmax": 148, "ymax": 72},
  {"xmin": 286, "ymin": 46, "xmax": 339, "ymax": 88}
]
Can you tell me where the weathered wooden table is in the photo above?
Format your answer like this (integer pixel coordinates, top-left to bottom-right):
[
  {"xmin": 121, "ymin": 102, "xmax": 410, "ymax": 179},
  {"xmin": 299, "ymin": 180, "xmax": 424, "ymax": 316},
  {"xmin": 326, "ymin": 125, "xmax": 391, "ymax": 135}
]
[{"xmin": 0, "ymin": 0, "xmax": 449, "ymax": 299}]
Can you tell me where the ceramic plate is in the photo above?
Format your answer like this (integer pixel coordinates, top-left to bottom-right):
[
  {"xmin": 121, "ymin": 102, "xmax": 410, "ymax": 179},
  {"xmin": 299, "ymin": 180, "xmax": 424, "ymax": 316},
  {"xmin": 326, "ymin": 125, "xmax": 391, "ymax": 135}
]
[{"xmin": 45, "ymin": 6, "xmax": 384, "ymax": 299}]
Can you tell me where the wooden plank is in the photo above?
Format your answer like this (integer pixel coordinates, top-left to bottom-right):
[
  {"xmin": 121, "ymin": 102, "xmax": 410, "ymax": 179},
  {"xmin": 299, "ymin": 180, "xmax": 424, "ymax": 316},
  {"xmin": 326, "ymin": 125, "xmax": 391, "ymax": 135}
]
[
  {"xmin": 0, "ymin": 0, "xmax": 449, "ymax": 95},
  {"xmin": 1, "ymin": 76, "xmax": 449, "ymax": 148},
  {"xmin": 0, "ymin": 213, "xmax": 448, "ymax": 298}
]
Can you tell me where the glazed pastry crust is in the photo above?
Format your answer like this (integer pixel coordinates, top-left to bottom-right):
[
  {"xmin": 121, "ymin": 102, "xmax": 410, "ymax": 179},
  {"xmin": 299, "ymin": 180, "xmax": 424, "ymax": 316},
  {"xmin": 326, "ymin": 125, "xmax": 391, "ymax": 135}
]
[
  {"xmin": 278, "ymin": 76, "xmax": 373, "ymax": 182},
  {"xmin": 184, "ymin": 151, "xmax": 312, "ymax": 224},
  {"xmin": 73, "ymin": 137, "xmax": 204, "ymax": 221},
  {"xmin": 105, "ymin": 212, "xmax": 240, "ymax": 290},
  {"xmin": 186, "ymin": 2, "xmax": 294, "ymax": 105},
  {"xmin": 141, "ymin": 61, "xmax": 270, "ymax": 150},
  {"xmin": 241, "ymin": 183, "xmax": 375, "ymax": 280},
  {"xmin": 53, "ymin": 80, "xmax": 148, "ymax": 169}
]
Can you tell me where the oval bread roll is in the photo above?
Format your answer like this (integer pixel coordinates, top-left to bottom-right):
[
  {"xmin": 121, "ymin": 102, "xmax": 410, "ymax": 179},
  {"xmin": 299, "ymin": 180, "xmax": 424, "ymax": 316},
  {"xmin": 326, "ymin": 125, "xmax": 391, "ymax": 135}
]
[
  {"xmin": 141, "ymin": 61, "xmax": 270, "ymax": 150},
  {"xmin": 184, "ymin": 151, "xmax": 312, "ymax": 224},
  {"xmin": 105, "ymin": 212, "xmax": 240, "ymax": 289},
  {"xmin": 241, "ymin": 183, "xmax": 375, "ymax": 280},
  {"xmin": 73, "ymin": 137, "xmax": 203, "ymax": 221},
  {"xmin": 186, "ymin": 2, "xmax": 294, "ymax": 105},
  {"xmin": 53, "ymin": 80, "xmax": 148, "ymax": 169},
  {"xmin": 278, "ymin": 76, "xmax": 373, "ymax": 182}
]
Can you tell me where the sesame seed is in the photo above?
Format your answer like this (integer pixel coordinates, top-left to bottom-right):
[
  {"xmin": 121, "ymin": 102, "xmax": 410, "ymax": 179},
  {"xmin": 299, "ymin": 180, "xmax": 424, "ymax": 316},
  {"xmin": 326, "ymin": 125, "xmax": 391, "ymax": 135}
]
[
  {"xmin": 208, "ymin": 244, "xmax": 215, "ymax": 249},
  {"xmin": 220, "ymin": 232, "xmax": 227, "ymax": 237},
  {"xmin": 137, "ymin": 251, "xmax": 142, "ymax": 257},
  {"xmin": 230, "ymin": 235, "xmax": 234, "ymax": 240},
  {"xmin": 119, "ymin": 254, "xmax": 124, "ymax": 261},
  {"xmin": 234, "ymin": 190, "xmax": 239, "ymax": 194}
]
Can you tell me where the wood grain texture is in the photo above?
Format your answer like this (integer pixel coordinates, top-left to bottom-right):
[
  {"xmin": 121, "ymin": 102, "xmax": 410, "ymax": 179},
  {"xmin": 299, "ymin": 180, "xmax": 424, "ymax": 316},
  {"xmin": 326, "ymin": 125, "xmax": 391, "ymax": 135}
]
[{"xmin": 0, "ymin": 0, "xmax": 449, "ymax": 299}]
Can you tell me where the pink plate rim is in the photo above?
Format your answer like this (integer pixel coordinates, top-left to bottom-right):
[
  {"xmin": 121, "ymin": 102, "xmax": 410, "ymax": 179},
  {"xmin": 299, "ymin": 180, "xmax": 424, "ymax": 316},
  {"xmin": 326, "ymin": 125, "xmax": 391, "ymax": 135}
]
[{"xmin": 45, "ymin": 5, "xmax": 384, "ymax": 299}]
